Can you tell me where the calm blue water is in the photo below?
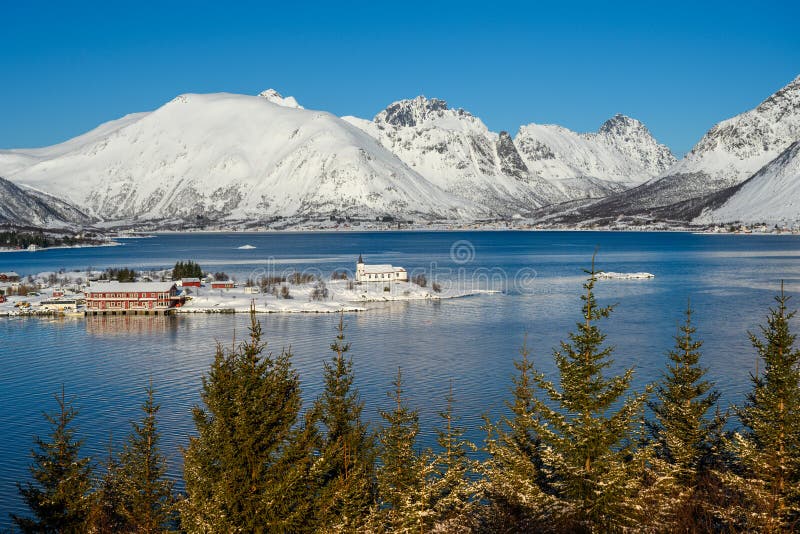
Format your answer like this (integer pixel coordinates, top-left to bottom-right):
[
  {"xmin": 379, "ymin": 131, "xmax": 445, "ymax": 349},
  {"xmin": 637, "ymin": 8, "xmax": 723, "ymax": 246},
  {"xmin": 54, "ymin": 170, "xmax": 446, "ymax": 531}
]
[{"xmin": 1, "ymin": 230, "xmax": 799, "ymax": 521}]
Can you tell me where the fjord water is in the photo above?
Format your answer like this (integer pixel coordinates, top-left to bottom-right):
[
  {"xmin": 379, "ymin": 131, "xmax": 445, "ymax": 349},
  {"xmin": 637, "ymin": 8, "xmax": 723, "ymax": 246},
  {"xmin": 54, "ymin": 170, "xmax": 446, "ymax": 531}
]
[{"xmin": 1, "ymin": 230, "xmax": 799, "ymax": 519}]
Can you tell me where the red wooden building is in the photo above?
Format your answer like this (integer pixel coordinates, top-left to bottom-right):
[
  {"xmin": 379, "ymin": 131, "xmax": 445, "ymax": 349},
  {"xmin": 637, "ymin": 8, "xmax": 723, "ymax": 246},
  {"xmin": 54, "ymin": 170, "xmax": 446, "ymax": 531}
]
[
  {"xmin": 211, "ymin": 281, "xmax": 235, "ymax": 289},
  {"xmin": 0, "ymin": 272, "xmax": 20, "ymax": 282},
  {"xmin": 180, "ymin": 278, "xmax": 202, "ymax": 287},
  {"xmin": 84, "ymin": 282, "xmax": 182, "ymax": 315}
]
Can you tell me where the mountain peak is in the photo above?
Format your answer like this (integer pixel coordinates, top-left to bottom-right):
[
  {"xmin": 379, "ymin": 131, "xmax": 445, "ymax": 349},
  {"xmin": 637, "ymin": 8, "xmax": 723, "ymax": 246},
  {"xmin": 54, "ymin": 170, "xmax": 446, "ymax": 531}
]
[
  {"xmin": 375, "ymin": 96, "xmax": 455, "ymax": 127},
  {"xmin": 754, "ymin": 74, "xmax": 800, "ymax": 115},
  {"xmin": 598, "ymin": 114, "xmax": 647, "ymax": 136},
  {"xmin": 258, "ymin": 89, "xmax": 303, "ymax": 109}
]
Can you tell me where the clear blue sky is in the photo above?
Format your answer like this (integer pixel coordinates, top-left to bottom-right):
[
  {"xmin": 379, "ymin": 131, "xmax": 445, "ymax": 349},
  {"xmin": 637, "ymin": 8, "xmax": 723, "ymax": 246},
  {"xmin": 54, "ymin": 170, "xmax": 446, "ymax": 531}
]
[{"xmin": 1, "ymin": 0, "xmax": 798, "ymax": 155}]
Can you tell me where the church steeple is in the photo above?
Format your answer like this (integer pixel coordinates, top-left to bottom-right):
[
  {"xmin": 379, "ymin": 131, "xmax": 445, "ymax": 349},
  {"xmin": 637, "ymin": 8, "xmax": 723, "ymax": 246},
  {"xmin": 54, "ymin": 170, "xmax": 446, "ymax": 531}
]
[{"xmin": 357, "ymin": 254, "xmax": 363, "ymax": 264}]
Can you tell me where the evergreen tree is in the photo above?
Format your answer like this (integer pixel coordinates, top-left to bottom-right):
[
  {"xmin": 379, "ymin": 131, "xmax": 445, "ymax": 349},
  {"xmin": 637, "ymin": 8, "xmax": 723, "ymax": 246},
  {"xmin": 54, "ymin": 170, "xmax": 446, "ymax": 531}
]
[
  {"xmin": 427, "ymin": 380, "xmax": 477, "ymax": 531},
  {"xmin": 87, "ymin": 436, "xmax": 126, "ymax": 533},
  {"xmin": 480, "ymin": 340, "xmax": 558, "ymax": 531},
  {"xmin": 645, "ymin": 303, "xmax": 726, "ymax": 530},
  {"xmin": 12, "ymin": 388, "xmax": 93, "ymax": 533},
  {"xmin": 727, "ymin": 285, "xmax": 800, "ymax": 531},
  {"xmin": 310, "ymin": 314, "xmax": 376, "ymax": 531},
  {"xmin": 172, "ymin": 260, "xmax": 203, "ymax": 280},
  {"xmin": 182, "ymin": 308, "xmax": 315, "ymax": 532},
  {"xmin": 118, "ymin": 383, "xmax": 175, "ymax": 532},
  {"xmin": 373, "ymin": 368, "xmax": 433, "ymax": 532},
  {"xmin": 527, "ymin": 259, "xmax": 649, "ymax": 532}
]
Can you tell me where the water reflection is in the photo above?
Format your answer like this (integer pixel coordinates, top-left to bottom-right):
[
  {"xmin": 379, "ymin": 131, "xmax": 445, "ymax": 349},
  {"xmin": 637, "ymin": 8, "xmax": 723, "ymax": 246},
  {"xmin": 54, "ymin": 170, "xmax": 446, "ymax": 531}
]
[{"xmin": 85, "ymin": 315, "xmax": 180, "ymax": 337}]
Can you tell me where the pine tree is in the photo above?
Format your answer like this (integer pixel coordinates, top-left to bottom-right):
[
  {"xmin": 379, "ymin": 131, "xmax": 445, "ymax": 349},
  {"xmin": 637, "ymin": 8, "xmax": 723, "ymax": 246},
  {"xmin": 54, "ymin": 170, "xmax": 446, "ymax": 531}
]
[
  {"xmin": 727, "ymin": 284, "xmax": 800, "ymax": 531},
  {"xmin": 12, "ymin": 387, "xmax": 93, "ymax": 533},
  {"xmin": 645, "ymin": 303, "xmax": 726, "ymax": 530},
  {"xmin": 427, "ymin": 380, "xmax": 477, "ymax": 531},
  {"xmin": 373, "ymin": 368, "xmax": 433, "ymax": 532},
  {"xmin": 182, "ymin": 308, "xmax": 315, "ymax": 532},
  {"xmin": 310, "ymin": 314, "xmax": 376, "ymax": 531},
  {"xmin": 527, "ymin": 258, "xmax": 649, "ymax": 532},
  {"xmin": 87, "ymin": 436, "xmax": 126, "ymax": 533},
  {"xmin": 480, "ymin": 339, "xmax": 557, "ymax": 531},
  {"xmin": 118, "ymin": 383, "xmax": 175, "ymax": 532}
]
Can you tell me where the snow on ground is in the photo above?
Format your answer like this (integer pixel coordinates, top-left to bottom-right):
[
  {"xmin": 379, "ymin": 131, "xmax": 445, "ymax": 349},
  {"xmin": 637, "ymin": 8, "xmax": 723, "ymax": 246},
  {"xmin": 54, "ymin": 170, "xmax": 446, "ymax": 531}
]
[
  {"xmin": 178, "ymin": 279, "xmax": 497, "ymax": 314},
  {"xmin": 0, "ymin": 276, "xmax": 499, "ymax": 317},
  {"xmin": 596, "ymin": 272, "xmax": 655, "ymax": 280}
]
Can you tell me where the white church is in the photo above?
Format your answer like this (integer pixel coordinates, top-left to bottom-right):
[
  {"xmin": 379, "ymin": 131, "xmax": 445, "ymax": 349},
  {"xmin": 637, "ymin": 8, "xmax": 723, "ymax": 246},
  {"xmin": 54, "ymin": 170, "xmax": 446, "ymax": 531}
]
[{"xmin": 355, "ymin": 254, "xmax": 408, "ymax": 283}]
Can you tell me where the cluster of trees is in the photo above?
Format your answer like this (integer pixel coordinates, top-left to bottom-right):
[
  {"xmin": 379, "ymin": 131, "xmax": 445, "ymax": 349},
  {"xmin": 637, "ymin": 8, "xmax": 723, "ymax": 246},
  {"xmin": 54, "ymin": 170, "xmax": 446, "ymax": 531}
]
[
  {"xmin": 98, "ymin": 267, "xmax": 137, "ymax": 282},
  {"xmin": 211, "ymin": 271, "xmax": 229, "ymax": 281},
  {"xmin": 12, "ymin": 386, "xmax": 174, "ymax": 532},
  {"xmin": 13, "ymin": 265, "xmax": 800, "ymax": 532},
  {"xmin": 172, "ymin": 261, "xmax": 203, "ymax": 280},
  {"xmin": 0, "ymin": 231, "xmax": 101, "ymax": 250}
]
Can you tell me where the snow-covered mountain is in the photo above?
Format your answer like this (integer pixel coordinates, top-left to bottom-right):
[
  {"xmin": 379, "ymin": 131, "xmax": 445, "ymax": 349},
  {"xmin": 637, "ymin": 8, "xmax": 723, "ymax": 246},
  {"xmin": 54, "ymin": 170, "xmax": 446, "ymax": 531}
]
[
  {"xmin": 514, "ymin": 114, "xmax": 676, "ymax": 199},
  {"xmin": 343, "ymin": 97, "xmax": 567, "ymax": 214},
  {"xmin": 696, "ymin": 141, "xmax": 800, "ymax": 225},
  {"xmin": 669, "ymin": 75, "xmax": 800, "ymax": 190},
  {"xmin": 344, "ymin": 97, "xmax": 674, "ymax": 211},
  {"xmin": 577, "ymin": 75, "xmax": 800, "ymax": 217},
  {"xmin": 1, "ymin": 91, "xmax": 477, "ymax": 224},
  {"xmin": 0, "ymin": 176, "xmax": 92, "ymax": 227}
]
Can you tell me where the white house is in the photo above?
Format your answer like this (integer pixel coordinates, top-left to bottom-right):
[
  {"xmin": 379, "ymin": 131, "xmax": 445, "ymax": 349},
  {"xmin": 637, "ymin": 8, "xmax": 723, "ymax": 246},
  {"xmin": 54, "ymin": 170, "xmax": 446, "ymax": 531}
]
[{"xmin": 355, "ymin": 255, "xmax": 408, "ymax": 283}]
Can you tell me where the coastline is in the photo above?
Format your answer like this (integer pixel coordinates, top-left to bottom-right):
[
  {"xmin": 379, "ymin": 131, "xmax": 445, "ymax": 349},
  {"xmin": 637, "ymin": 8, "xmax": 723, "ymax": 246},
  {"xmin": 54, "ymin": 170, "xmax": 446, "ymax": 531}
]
[{"xmin": 0, "ymin": 241, "xmax": 122, "ymax": 254}]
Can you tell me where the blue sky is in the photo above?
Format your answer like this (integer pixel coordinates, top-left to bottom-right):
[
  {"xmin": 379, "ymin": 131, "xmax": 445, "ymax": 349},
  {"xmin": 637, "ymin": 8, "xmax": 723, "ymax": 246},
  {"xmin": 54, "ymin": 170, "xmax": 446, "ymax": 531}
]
[{"xmin": 1, "ymin": 0, "xmax": 797, "ymax": 155}]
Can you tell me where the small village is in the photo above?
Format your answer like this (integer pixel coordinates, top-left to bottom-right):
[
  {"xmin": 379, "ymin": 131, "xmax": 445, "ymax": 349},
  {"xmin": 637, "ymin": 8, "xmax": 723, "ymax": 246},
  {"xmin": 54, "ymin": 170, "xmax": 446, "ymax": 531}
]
[{"xmin": 0, "ymin": 256, "xmax": 493, "ymax": 318}]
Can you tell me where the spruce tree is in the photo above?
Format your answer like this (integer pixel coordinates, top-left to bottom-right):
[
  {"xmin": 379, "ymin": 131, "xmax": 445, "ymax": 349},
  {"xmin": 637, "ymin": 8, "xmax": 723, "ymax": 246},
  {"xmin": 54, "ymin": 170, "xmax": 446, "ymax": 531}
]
[
  {"xmin": 428, "ymin": 380, "xmax": 476, "ymax": 531},
  {"xmin": 645, "ymin": 303, "xmax": 726, "ymax": 530},
  {"xmin": 12, "ymin": 388, "xmax": 93, "ymax": 533},
  {"xmin": 310, "ymin": 314, "xmax": 376, "ymax": 530},
  {"xmin": 182, "ymin": 308, "xmax": 315, "ymax": 532},
  {"xmin": 527, "ymin": 259, "xmax": 648, "ymax": 531},
  {"xmin": 373, "ymin": 368, "xmax": 433, "ymax": 532},
  {"xmin": 481, "ymin": 340, "xmax": 557, "ymax": 531},
  {"xmin": 87, "ymin": 436, "xmax": 126, "ymax": 533},
  {"xmin": 118, "ymin": 383, "xmax": 175, "ymax": 532},
  {"xmin": 728, "ymin": 284, "xmax": 800, "ymax": 531}
]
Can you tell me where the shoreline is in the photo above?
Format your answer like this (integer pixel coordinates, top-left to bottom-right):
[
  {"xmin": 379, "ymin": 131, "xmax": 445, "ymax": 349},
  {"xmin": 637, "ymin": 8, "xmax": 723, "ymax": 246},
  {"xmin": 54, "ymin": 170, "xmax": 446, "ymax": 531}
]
[
  {"xmin": 0, "ymin": 241, "xmax": 122, "ymax": 254},
  {"xmin": 0, "ymin": 290, "xmax": 499, "ymax": 318}
]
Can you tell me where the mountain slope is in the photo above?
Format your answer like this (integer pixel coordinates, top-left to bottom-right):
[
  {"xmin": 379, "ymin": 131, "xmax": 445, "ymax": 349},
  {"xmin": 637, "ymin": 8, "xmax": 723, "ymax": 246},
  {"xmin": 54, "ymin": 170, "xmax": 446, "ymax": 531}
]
[
  {"xmin": 343, "ymin": 96, "xmax": 567, "ymax": 215},
  {"xmin": 695, "ymin": 141, "xmax": 800, "ymax": 224},
  {"xmin": 3, "ymin": 91, "xmax": 477, "ymax": 223},
  {"xmin": 575, "ymin": 75, "xmax": 800, "ymax": 218},
  {"xmin": 0, "ymin": 176, "xmax": 93, "ymax": 227},
  {"xmin": 514, "ymin": 114, "xmax": 676, "ymax": 199}
]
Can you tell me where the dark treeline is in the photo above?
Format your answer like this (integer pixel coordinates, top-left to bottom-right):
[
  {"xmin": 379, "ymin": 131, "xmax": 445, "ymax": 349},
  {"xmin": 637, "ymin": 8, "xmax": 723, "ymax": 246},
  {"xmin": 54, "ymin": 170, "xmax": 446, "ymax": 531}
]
[
  {"xmin": 98, "ymin": 267, "xmax": 137, "ymax": 282},
  {"xmin": 0, "ymin": 230, "xmax": 102, "ymax": 250},
  {"xmin": 12, "ymin": 264, "xmax": 800, "ymax": 533}
]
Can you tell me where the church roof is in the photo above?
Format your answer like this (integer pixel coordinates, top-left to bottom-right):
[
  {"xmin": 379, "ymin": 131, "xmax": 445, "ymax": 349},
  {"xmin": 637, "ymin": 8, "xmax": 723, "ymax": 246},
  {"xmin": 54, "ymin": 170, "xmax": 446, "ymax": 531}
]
[{"xmin": 361, "ymin": 264, "xmax": 406, "ymax": 274}]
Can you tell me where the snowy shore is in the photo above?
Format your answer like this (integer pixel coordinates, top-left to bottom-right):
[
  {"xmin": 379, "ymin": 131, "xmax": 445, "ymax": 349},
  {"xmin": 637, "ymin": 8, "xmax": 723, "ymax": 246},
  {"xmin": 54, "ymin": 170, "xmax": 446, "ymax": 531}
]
[
  {"xmin": 596, "ymin": 271, "xmax": 655, "ymax": 280},
  {"xmin": 177, "ymin": 279, "xmax": 498, "ymax": 314},
  {"xmin": 0, "ymin": 241, "xmax": 121, "ymax": 254},
  {"xmin": 0, "ymin": 276, "xmax": 499, "ymax": 317}
]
